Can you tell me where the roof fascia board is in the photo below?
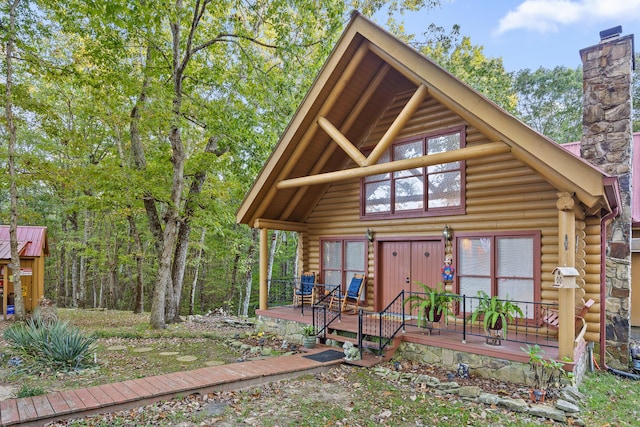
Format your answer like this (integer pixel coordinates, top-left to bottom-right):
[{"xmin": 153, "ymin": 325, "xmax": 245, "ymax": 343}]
[
  {"xmin": 236, "ymin": 24, "xmax": 370, "ymax": 225},
  {"xmin": 358, "ymin": 15, "xmax": 610, "ymax": 208}
]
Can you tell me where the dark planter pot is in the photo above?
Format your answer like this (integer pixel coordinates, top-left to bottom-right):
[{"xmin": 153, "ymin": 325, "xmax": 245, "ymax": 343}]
[
  {"xmin": 302, "ymin": 335, "xmax": 316, "ymax": 349},
  {"xmin": 418, "ymin": 311, "xmax": 442, "ymax": 329},
  {"xmin": 486, "ymin": 317, "xmax": 504, "ymax": 346},
  {"xmin": 488, "ymin": 317, "xmax": 504, "ymax": 331}
]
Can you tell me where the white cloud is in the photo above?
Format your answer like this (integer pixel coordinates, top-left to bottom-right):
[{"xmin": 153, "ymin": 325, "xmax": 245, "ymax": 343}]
[{"xmin": 496, "ymin": 0, "xmax": 640, "ymax": 35}]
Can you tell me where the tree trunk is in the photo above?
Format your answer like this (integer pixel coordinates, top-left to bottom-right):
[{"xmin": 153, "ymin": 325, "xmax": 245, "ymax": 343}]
[
  {"xmin": 240, "ymin": 229, "xmax": 259, "ymax": 317},
  {"xmin": 68, "ymin": 213, "xmax": 80, "ymax": 308},
  {"xmin": 266, "ymin": 230, "xmax": 279, "ymax": 294},
  {"xmin": 5, "ymin": 0, "xmax": 24, "ymax": 319},
  {"xmin": 128, "ymin": 215, "xmax": 145, "ymax": 314},
  {"xmin": 79, "ymin": 210, "xmax": 91, "ymax": 306},
  {"xmin": 189, "ymin": 228, "xmax": 206, "ymax": 315}
]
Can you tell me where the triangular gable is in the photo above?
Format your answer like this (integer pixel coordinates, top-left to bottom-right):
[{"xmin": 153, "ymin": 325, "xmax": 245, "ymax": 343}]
[{"xmin": 237, "ymin": 12, "xmax": 617, "ymax": 227}]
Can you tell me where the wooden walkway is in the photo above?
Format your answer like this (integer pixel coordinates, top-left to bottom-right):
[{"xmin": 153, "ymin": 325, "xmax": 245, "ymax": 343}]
[{"xmin": 0, "ymin": 346, "xmax": 345, "ymax": 426}]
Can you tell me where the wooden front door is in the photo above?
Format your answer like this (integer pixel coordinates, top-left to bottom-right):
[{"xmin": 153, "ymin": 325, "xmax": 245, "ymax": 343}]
[{"xmin": 378, "ymin": 240, "xmax": 443, "ymax": 310}]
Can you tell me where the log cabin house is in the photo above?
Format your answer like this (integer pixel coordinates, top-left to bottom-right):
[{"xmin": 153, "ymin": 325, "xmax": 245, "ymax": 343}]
[
  {"xmin": 237, "ymin": 12, "xmax": 635, "ymax": 376},
  {"xmin": 0, "ymin": 225, "xmax": 49, "ymax": 319}
]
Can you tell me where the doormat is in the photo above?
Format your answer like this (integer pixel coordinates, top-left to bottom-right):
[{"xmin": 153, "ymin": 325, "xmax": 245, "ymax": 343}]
[{"xmin": 302, "ymin": 349, "xmax": 344, "ymax": 363}]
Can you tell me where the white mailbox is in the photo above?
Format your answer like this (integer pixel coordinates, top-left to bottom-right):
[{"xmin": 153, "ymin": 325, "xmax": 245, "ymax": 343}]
[{"xmin": 552, "ymin": 267, "xmax": 580, "ymax": 288}]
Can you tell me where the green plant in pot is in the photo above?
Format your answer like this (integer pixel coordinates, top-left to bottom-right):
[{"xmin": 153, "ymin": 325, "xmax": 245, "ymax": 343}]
[
  {"xmin": 405, "ymin": 282, "xmax": 458, "ymax": 328},
  {"xmin": 521, "ymin": 344, "xmax": 566, "ymax": 403},
  {"xmin": 469, "ymin": 291, "xmax": 524, "ymax": 338},
  {"xmin": 301, "ymin": 324, "xmax": 317, "ymax": 349}
]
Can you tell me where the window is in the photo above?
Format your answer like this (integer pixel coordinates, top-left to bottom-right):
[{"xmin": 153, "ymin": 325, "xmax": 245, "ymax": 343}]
[
  {"xmin": 321, "ymin": 238, "xmax": 366, "ymax": 298},
  {"xmin": 457, "ymin": 233, "xmax": 539, "ymax": 318},
  {"xmin": 362, "ymin": 128, "xmax": 464, "ymax": 218}
]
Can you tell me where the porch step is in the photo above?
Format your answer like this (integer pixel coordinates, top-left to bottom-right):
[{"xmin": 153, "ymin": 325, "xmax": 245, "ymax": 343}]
[{"xmin": 323, "ymin": 333, "xmax": 401, "ymax": 367}]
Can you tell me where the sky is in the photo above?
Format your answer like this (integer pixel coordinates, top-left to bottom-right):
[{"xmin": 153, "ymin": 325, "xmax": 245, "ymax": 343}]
[{"xmin": 400, "ymin": 0, "xmax": 640, "ymax": 72}]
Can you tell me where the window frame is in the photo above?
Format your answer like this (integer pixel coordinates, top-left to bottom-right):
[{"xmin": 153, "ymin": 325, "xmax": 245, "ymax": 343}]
[
  {"xmin": 454, "ymin": 231, "xmax": 541, "ymax": 322},
  {"xmin": 319, "ymin": 237, "xmax": 368, "ymax": 301},
  {"xmin": 360, "ymin": 126, "xmax": 466, "ymax": 220}
]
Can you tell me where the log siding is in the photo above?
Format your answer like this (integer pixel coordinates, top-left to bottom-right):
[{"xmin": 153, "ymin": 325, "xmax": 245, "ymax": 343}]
[{"xmin": 304, "ymin": 92, "xmax": 601, "ymax": 340}]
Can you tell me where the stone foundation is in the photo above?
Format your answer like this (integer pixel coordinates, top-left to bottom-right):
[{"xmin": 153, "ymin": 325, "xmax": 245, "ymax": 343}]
[{"xmin": 257, "ymin": 314, "xmax": 589, "ymax": 386}]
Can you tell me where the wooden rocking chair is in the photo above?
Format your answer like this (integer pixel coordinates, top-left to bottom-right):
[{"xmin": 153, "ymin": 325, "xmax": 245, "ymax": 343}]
[
  {"xmin": 293, "ymin": 272, "xmax": 316, "ymax": 307},
  {"xmin": 542, "ymin": 298, "xmax": 594, "ymax": 334},
  {"xmin": 328, "ymin": 274, "xmax": 365, "ymax": 313}
]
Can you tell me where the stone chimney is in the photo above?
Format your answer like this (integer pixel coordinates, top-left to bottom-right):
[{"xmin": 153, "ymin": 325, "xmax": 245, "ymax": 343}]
[{"xmin": 580, "ymin": 28, "xmax": 634, "ymax": 368}]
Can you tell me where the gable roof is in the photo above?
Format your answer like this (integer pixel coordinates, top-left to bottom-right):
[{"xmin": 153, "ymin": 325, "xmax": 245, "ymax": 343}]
[
  {"xmin": 0, "ymin": 226, "xmax": 49, "ymax": 259},
  {"xmin": 237, "ymin": 12, "xmax": 618, "ymax": 228}
]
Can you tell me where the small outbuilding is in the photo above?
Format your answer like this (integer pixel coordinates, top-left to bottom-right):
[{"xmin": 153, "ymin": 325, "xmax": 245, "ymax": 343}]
[{"xmin": 0, "ymin": 226, "xmax": 49, "ymax": 318}]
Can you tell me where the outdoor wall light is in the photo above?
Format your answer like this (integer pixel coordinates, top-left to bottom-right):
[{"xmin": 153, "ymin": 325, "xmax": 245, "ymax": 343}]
[
  {"xmin": 366, "ymin": 228, "xmax": 374, "ymax": 242},
  {"xmin": 442, "ymin": 225, "xmax": 452, "ymax": 242}
]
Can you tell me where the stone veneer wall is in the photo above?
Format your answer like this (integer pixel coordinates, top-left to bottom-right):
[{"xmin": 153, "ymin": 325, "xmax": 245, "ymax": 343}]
[{"xmin": 580, "ymin": 33, "xmax": 634, "ymax": 369}]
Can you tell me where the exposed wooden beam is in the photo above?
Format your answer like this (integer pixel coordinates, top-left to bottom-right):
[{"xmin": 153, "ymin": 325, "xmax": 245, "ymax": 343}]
[
  {"xmin": 318, "ymin": 116, "xmax": 368, "ymax": 167},
  {"xmin": 253, "ymin": 218, "xmax": 308, "ymax": 232},
  {"xmin": 277, "ymin": 141, "xmax": 510, "ymax": 189},
  {"xmin": 279, "ymin": 63, "xmax": 391, "ymax": 221},
  {"xmin": 366, "ymin": 84, "xmax": 428, "ymax": 166},
  {"xmin": 247, "ymin": 42, "xmax": 371, "ymax": 223},
  {"xmin": 367, "ymin": 43, "xmax": 421, "ymax": 86}
]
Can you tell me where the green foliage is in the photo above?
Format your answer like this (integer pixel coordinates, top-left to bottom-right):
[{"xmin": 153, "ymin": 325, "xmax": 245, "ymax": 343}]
[
  {"xmin": 419, "ymin": 31, "xmax": 517, "ymax": 114},
  {"xmin": 15, "ymin": 384, "xmax": 46, "ymax": 398},
  {"xmin": 469, "ymin": 291, "xmax": 524, "ymax": 337},
  {"xmin": 4, "ymin": 317, "xmax": 97, "ymax": 372},
  {"xmin": 300, "ymin": 324, "xmax": 317, "ymax": 336},
  {"xmin": 405, "ymin": 282, "xmax": 458, "ymax": 326},
  {"xmin": 512, "ymin": 66, "xmax": 583, "ymax": 143},
  {"xmin": 520, "ymin": 344, "xmax": 566, "ymax": 391}
]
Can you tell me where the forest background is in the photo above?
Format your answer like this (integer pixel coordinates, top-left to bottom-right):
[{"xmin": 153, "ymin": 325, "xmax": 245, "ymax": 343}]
[{"xmin": 1, "ymin": 0, "xmax": 639, "ymax": 329}]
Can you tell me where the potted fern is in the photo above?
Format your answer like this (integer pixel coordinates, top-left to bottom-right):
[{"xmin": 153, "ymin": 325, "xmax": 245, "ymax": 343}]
[
  {"xmin": 405, "ymin": 282, "xmax": 457, "ymax": 329},
  {"xmin": 469, "ymin": 291, "xmax": 524, "ymax": 343}
]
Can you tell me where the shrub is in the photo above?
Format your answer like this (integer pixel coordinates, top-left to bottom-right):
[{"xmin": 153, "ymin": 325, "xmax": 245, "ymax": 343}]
[{"xmin": 4, "ymin": 317, "xmax": 96, "ymax": 372}]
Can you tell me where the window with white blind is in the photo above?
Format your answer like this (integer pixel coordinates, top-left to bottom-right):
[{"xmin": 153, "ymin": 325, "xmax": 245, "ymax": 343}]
[
  {"xmin": 457, "ymin": 233, "xmax": 539, "ymax": 318},
  {"xmin": 321, "ymin": 239, "xmax": 366, "ymax": 298},
  {"xmin": 362, "ymin": 127, "xmax": 464, "ymax": 218}
]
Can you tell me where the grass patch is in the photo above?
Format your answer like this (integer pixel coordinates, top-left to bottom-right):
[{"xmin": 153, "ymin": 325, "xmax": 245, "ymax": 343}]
[{"xmin": 15, "ymin": 384, "xmax": 46, "ymax": 398}]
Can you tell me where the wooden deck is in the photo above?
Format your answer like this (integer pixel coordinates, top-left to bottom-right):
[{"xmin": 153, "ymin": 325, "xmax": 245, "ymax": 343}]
[
  {"xmin": 257, "ymin": 305, "xmax": 561, "ymax": 365},
  {"xmin": 0, "ymin": 346, "xmax": 344, "ymax": 426}
]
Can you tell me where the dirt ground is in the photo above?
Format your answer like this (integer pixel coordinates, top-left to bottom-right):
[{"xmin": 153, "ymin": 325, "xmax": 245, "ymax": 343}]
[{"xmin": 0, "ymin": 311, "xmax": 544, "ymax": 426}]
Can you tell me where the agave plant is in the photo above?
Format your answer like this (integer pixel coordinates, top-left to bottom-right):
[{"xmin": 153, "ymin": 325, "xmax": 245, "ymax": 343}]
[{"xmin": 4, "ymin": 317, "xmax": 96, "ymax": 372}]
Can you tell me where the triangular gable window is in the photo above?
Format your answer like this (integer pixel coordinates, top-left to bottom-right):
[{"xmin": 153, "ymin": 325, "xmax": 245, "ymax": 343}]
[{"xmin": 361, "ymin": 127, "xmax": 465, "ymax": 218}]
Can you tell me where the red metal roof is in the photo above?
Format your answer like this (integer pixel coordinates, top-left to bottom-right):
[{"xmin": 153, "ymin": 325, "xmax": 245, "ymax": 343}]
[
  {"xmin": 562, "ymin": 132, "xmax": 640, "ymax": 225},
  {"xmin": 0, "ymin": 226, "xmax": 48, "ymax": 259}
]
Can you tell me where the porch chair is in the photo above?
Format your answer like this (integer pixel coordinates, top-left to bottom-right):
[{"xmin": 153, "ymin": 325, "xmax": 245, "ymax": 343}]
[
  {"xmin": 293, "ymin": 272, "xmax": 315, "ymax": 307},
  {"xmin": 328, "ymin": 274, "xmax": 365, "ymax": 313},
  {"xmin": 541, "ymin": 298, "xmax": 594, "ymax": 334}
]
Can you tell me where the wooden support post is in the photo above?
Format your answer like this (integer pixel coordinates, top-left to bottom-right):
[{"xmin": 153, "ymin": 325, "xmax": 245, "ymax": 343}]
[
  {"xmin": 557, "ymin": 192, "xmax": 577, "ymax": 360},
  {"xmin": 259, "ymin": 228, "xmax": 268, "ymax": 311}
]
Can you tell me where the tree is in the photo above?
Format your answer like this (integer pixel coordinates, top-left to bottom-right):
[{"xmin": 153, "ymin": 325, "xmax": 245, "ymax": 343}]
[
  {"xmin": 416, "ymin": 26, "xmax": 517, "ymax": 114},
  {"xmin": 3, "ymin": 0, "xmax": 25, "ymax": 319},
  {"xmin": 512, "ymin": 66, "xmax": 583, "ymax": 144}
]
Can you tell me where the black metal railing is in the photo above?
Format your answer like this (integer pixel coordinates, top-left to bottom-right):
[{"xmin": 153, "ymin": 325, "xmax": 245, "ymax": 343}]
[
  {"xmin": 403, "ymin": 291, "xmax": 560, "ymax": 348},
  {"xmin": 266, "ymin": 279, "xmax": 562, "ymax": 351},
  {"xmin": 312, "ymin": 286, "xmax": 341, "ymax": 339},
  {"xmin": 266, "ymin": 278, "xmax": 295, "ymax": 306},
  {"xmin": 358, "ymin": 291, "xmax": 406, "ymax": 357}
]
